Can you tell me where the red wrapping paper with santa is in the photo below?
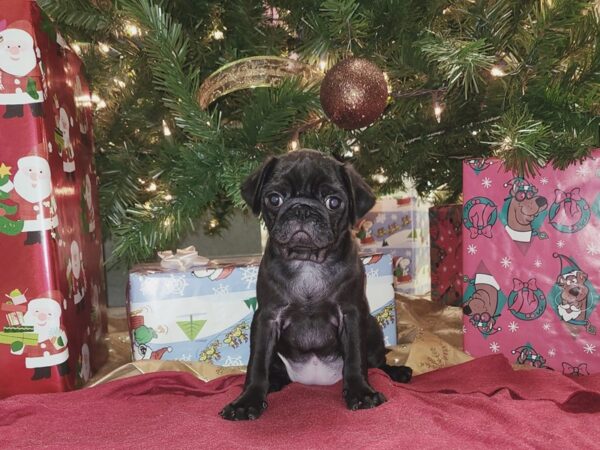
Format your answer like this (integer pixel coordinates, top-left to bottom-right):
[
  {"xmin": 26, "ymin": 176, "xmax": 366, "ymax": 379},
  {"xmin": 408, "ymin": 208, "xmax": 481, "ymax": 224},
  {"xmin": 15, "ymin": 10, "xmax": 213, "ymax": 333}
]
[{"xmin": 0, "ymin": 1, "xmax": 107, "ymax": 397}]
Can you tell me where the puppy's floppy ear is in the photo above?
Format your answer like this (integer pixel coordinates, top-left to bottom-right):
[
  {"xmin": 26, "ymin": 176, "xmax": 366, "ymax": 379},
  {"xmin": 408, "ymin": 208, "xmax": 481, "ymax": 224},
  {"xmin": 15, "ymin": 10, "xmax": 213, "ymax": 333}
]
[
  {"xmin": 340, "ymin": 163, "xmax": 376, "ymax": 223},
  {"xmin": 241, "ymin": 156, "xmax": 278, "ymax": 215}
]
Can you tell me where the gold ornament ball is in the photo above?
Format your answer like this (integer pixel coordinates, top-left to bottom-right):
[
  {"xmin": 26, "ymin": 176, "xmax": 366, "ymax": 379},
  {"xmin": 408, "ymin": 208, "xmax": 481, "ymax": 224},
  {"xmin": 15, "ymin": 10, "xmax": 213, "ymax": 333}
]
[{"xmin": 320, "ymin": 58, "xmax": 388, "ymax": 130}]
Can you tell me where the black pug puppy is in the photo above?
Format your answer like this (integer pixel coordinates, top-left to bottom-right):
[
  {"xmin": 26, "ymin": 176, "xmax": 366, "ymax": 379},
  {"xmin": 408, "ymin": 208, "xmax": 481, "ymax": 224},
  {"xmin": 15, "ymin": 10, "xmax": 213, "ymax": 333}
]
[{"xmin": 220, "ymin": 149, "xmax": 412, "ymax": 421}]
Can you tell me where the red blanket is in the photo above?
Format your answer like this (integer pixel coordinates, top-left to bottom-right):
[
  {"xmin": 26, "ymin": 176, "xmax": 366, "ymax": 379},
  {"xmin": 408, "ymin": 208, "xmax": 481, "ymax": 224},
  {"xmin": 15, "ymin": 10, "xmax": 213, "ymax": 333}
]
[{"xmin": 1, "ymin": 355, "xmax": 599, "ymax": 449}]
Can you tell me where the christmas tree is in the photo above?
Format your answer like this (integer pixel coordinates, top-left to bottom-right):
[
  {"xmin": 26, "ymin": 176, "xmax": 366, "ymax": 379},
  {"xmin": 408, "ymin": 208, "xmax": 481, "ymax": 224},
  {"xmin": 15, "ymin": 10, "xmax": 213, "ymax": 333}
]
[{"xmin": 39, "ymin": 0, "xmax": 600, "ymax": 265}]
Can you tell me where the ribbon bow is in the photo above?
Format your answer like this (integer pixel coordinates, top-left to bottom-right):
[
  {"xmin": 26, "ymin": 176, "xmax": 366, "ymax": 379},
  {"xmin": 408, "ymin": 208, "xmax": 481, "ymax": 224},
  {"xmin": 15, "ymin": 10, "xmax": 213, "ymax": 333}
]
[
  {"xmin": 158, "ymin": 246, "xmax": 210, "ymax": 271},
  {"xmin": 513, "ymin": 278, "xmax": 538, "ymax": 292},
  {"xmin": 555, "ymin": 188, "xmax": 582, "ymax": 216},
  {"xmin": 469, "ymin": 225, "xmax": 492, "ymax": 239},
  {"xmin": 562, "ymin": 362, "xmax": 589, "ymax": 376}
]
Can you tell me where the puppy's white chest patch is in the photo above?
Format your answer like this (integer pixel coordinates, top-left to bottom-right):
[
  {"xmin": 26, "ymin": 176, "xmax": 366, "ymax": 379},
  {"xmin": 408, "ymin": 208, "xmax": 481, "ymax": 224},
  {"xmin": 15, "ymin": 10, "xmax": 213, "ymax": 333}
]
[{"xmin": 277, "ymin": 353, "xmax": 343, "ymax": 385}]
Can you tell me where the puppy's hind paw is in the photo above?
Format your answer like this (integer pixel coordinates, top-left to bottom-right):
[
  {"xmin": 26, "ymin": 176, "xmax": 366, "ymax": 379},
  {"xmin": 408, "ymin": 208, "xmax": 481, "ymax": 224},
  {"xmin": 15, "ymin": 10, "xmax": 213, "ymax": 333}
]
[{"xmin": 382, "ymin": 364, "xmax": 413, "ymax": 383}]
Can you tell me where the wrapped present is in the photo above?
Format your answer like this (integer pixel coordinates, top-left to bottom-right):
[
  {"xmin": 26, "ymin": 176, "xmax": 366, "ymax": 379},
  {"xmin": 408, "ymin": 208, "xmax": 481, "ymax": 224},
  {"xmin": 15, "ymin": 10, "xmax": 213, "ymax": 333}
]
[
  {"xmin": 462, "ymin": 151, "xmax": 600, "ymax": 374},
  {"xmin": 0, "ymin": 1, "xmax": 108, "ymax": 397},
  {"xmin": 354, "ymin": 197, "xmax": 430, "ymax": 295},
  {"xmin": 430, "ymin": 205, "xmax": 463, "ymax": 305},
  {"xmin": 127, "ymin": 249, "xmax": 398, "ymax": 365}
]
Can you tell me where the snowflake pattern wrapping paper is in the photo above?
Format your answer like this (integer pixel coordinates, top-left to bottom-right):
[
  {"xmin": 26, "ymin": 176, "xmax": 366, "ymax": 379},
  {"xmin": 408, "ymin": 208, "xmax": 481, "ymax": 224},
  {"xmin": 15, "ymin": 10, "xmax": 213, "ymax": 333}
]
[
  {"xmin": 127, "ymin": 253, "xmax": 397, "ymax": 366},
  {"xmin": 354, "ymin": 197, "xmax": 431, "ymax": 295},
  {"xmin": 429, "ymin": 205, "xmax": 463, "ymax": 305},
  {"xmin": 462, "ymin": 151, "xmax": 600, "ymax": 374}
]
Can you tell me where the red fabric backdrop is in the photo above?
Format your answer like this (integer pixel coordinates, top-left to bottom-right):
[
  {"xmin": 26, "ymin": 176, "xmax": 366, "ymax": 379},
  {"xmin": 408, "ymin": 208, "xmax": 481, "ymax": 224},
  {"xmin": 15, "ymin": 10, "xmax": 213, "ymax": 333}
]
[{"xmin": 1, "ymin": 355, "xmax": 599, "ymax": 449}]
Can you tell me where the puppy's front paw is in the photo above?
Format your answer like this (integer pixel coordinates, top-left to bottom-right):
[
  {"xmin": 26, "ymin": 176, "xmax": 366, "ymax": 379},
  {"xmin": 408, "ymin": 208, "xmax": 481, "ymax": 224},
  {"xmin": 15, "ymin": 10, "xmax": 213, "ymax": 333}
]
[
  {"xmin": 220, "ymin": 394, "xmax": 268, "ymax": 421},
  {"xmin": 343, "ymin": 385, "xmax": 387, "ymax": 411}
]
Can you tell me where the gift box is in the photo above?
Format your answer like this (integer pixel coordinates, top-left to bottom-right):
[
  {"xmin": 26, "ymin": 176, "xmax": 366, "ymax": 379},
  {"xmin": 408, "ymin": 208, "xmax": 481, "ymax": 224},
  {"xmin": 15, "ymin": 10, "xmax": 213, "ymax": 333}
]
[
  {"xmin": 127, "ymin": 251, "xmax": 398, "ymax": 365},
  {"xmin": 355, "ymin": 197, "xmax": 430, "ymax": 295},
  {"xmin": 430, "ymin": 205, "xmax": 463, "ymax": 305},
  {"xmin": 462, "ymin": 151, "xmax": 600, "ymax": 374},
  {"xmin": 0, "ymin": 1, "xmax": 107, "ymax": 397}
]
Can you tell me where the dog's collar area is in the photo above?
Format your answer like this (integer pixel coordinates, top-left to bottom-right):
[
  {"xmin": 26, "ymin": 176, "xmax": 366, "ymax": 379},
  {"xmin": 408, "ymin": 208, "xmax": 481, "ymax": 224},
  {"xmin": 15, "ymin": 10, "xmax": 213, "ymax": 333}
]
[{"xmin": 282, "ymin": 247, "xmax": 328, "ymax": 263}]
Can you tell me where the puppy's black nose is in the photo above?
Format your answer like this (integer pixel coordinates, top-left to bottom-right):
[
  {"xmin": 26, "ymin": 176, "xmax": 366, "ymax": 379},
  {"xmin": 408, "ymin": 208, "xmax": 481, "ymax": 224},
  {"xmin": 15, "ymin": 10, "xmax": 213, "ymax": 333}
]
[
  {"xmin": 569, "ymin": 287, "xmax": 580, "ymax": 296},
  {"xmin": 292, "ymin": 204, "xmax": 312, "ymax": 220},
  {"xmin": 536, "ymin": 197, "xmax": 547, "ymax": 207}
]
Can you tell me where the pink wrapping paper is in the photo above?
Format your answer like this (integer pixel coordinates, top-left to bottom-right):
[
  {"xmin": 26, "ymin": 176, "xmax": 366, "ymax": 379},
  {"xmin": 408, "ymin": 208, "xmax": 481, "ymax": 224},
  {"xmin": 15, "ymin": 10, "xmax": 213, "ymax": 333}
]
[{"xmin": 462, "ymin": 151, "xmax": 600, "ymax": 374}]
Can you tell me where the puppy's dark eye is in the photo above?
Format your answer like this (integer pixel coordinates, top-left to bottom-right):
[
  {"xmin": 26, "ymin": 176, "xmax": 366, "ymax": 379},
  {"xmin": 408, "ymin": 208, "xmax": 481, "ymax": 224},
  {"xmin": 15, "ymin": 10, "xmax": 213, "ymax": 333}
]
[
  {"xmin": 325, "ymin": 196, "xmax": 341, "ymax": 210},
  {"xmin": 266, "ymin": 193, "xmax": 283, "ymax": 207}
]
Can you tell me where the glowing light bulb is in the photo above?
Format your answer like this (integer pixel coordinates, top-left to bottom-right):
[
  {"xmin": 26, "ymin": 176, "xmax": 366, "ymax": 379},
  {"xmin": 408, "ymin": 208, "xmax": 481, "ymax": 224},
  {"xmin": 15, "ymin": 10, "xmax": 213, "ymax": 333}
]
[
  {"xmin": 212, "ymin": 30, "xmax": 224, "ymax": 40},
  {"xmin": 162, "ymin": 120, "xmax": 172, "ymax": 137},
  {"xmin": 289, "ymin": 139, "xmax": 299, "ymax": 151},
  {"xmin": 434, "ymin": 103, "xmax": 443, "ymax": 123},
  {"xmin": 113, "ymin": 78, "xmax": 126, "ymax": 88},
  {"xmin": 490, "ymin": 66, "xmax": 506, "ymax": 77},
  {"xmin": 319, "ymin": 57, "xmax": 327, "ymax": 71},
  {"xmin": 146, "ymin": 182, "xmax": 157, "ymax": 192},
  {"xmin": 98, "ymin": 43, "xmax": 110, "ymax": 54},
  {"xmin": 209, "ymin": 219, "xmax": 219, "ymax": 229},
  {"xmin": 96, "ymin": 100, "xmax": 107, "ymax": 110},
  {"xmin": 164, "ymin": 194, "xmax": 173, "ymax": 201},
  {"xmin": 124, "ymin": 21, "xmax": 140, "ymax": 37},
  {"xmin": 372, "ymin": 174, "xmax": 388, "ymax": 184}
]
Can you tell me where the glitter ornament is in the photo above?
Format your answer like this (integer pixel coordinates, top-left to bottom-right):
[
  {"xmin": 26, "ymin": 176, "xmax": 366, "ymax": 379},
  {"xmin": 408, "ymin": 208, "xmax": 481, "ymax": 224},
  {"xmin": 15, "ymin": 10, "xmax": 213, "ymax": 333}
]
[{"xmin": 320, "ymin": 58, "xmax": 388, "ymax": 130}]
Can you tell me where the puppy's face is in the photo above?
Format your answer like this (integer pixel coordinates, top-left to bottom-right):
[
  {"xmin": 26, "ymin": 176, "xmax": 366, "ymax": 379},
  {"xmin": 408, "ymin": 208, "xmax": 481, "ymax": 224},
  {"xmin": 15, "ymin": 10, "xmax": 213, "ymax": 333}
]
[{"xmin": 241, "ymin": 150, "xmax": 375, "ymax": 262}]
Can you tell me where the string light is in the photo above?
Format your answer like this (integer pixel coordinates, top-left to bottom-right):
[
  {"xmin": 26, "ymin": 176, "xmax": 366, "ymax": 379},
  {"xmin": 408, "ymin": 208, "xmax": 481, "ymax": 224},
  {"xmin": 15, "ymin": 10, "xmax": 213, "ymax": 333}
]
[
  {"xmin": 98, "ymin": 42, "xmax": 110, "ymax": 54},
  {"xmin": 162, "ymin": 120, "xmax": 172, "ymax": 137},
  {"xmin": 124, "ymin": 21, "xmax": 141, "ymax": 37},
  {"xmin": 383, "ymin": 72, "xmax": 392, "ymax": 94},
  {"xmin": 490, "ymin": 65, "xmax": 506, "ymax": 77},
  {"xmin": 113, "ymin": 78, "xmax": 126, "ymax": 88},
  {"xmin": 138, "ymin": 178, "xmax": 146, "ymax": 185},
  {"xmin": 163, "ymin": 194, "xmax": 173, "ymax": 201},
  {"xmin": 433, "ymin": 102, "xmax": 444, "ymax": 123},
  {"xmin": 96, "ymin": 99, "xmax": 107, "ymax": 110},
  {"xmin": 146, "ymin": 182, "xmax": 157, "ymax": 192},
  {"xmin": 351, "ymin": 144, "xmax": 361, "ymax": 153},
  {"xmin": 372, "ymin": 173, "xmax": 388, "ymax": 184},
  {"xmin": 289, "ymin": 139, "xmax": 299, "ymax": 151},
  {"xmin": 318, "ymin": 57, "xmax": 327, "ymax": 71},
  {"xmin": 212, "ymin": 29, "xmax": 225, "ymax": 40},
  {"xmin": 208, "ymin": 219, "xmax": 219, "ymax": 229}
]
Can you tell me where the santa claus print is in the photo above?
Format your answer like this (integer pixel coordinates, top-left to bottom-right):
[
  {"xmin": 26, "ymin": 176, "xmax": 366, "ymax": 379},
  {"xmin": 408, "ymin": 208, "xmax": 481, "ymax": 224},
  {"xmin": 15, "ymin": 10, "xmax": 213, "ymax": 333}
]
[
  {"xmin": 52, "ymin": 96, "xmax": 75, "ymax": 176},
  {"xmin": 3, "ymin": 155, "xmax": 58, "ymax": 245},
  {"xmin": 67, "ymin": 240, "xmax": 87, "ymax": 311},
  {"xmin": 81, "ymin": 172, "xmax": 95, "ymax": 234},
  {"xmin": 78, "ymin": 342, "xmax": 91, "ymax": 384},
  {"xmin": 0, "ymin": 20, "xmax": 45, "ymax": 118},
  {"xmin": 22, "ymin": 293, "xmax": 70, "ymax": 380},
  {"xmin": 73, "ymin": 75, "xmax": 90, "ymax": 135}
]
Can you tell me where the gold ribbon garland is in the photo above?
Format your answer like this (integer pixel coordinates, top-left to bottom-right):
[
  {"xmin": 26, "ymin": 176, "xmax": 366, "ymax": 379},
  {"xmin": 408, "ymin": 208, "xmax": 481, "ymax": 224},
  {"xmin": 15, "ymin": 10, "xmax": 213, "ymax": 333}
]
[{"xmin": 197, "ymin": 56, "xmax": 323, "ymax": 109}]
